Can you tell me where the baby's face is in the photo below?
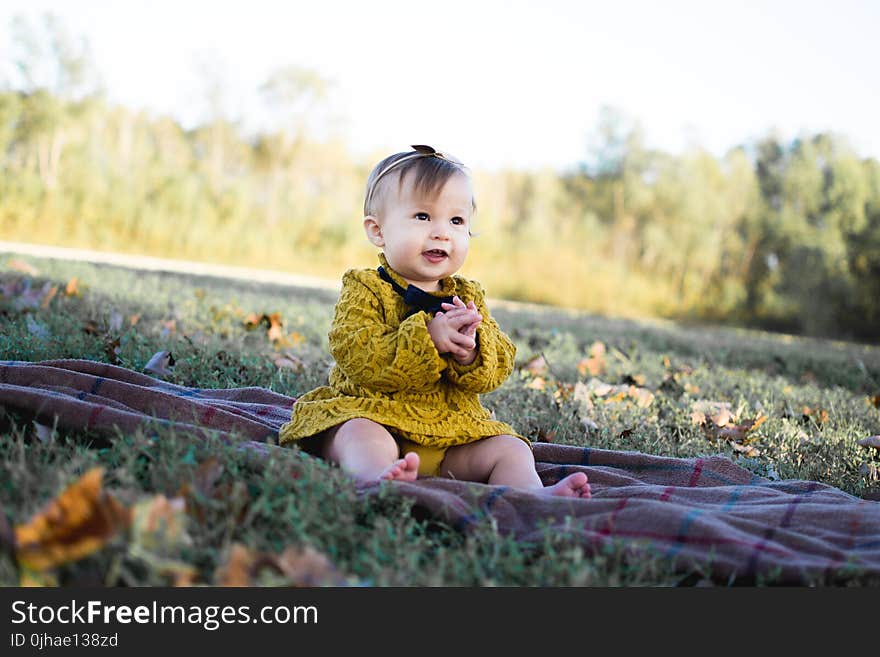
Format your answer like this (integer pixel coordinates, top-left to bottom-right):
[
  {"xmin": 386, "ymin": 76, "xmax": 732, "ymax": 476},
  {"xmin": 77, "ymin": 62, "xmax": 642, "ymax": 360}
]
[{"xmin": 365, "ymin": 172, "xmax": 473, "ymax": 291}]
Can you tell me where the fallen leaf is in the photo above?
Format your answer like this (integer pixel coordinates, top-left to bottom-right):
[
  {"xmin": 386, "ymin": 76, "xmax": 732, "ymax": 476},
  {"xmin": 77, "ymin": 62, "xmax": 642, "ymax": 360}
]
[
  {"xmin": 243, "ymin": 312, "xmax": 263, "ymax": 329},
  {"xmin": 82, "ymin": 320, "xmax": 101, "ymax": 335},
  {"xmin": 276, "ymin": 545, "xmax": 346, "ymax": 586},
  {"xmin": 65, "ymin": 277, "xmax": 79, "ymax": 296},
  {"xmin": 266, "ymin": 313, "xmax": 284, "ymax": 343},
  {"xmin": 129, "ymin": 314, "xmax": 141, "ymax": 327},
  {"xmin": 629, "ymin": 386, "xmax": 655, "ymax": 408},
  {"xmin": 585, "ymin": 378, "xmax": 614, "ymax": 396},
  {"xmin": 215, "ymin": 543, "xmax": 253, "ymax": 586},
  {"xmin": 109, "ymin": 311, "xmax": 124, "ymax": 332},
  {"xmin": 691, "ymin": 400, "xmax": 733, "ymax": 425},
  {"xmin": 33, "ymin": 422, "xmax": 53, "ymax": 446},
  {"xmin": 731, "ymin": 442, "xmax": 761, "ymax": 457},
  {"xmin": 179, "ymin": 457, "xmax": 224, "ymax": 503},
  {"xmin": 552, "ymin": 382, "xmax": 574, "ymax": 403},
  {"xmin": 14, "ymin": 468, "xmax": 130, "ymax": 571},
  {"xmin": 537, "ymin": 428, "xmax": 557, "ymax": 442},
  {"xmin": 710, "ymin": 406, "xmax": 734, "ymax": 427},
  {"xmin": 7, "ymin": 258, "xmax": 39, "ymax": 275},
  {"xmin": 622, "ymin": 373, "xmax": 646, "ymax": 387},
  {"xmin": 715, "ymin": 414, "xmax": 768, "ymax": 443},
  {"xmin": 104, "ymin": 336, "xmax": 121, "ymax": 364},
  {"xmin": 144, "ymin": 351, "xmax": 175, "ymax": 378},
  {"xmin": 160, "ymin": 319, "xmax": 177, "ymax": 338},
  {"xmin": 572, "ymin": 381, "xmax": 594, "ymax": 411},
  {"xmin": 869, "ymin": 394, "xmax": 880, "ymax": 408},
  {"xmin": 577, "ymin": 341, "xmax": 607, "ymax": 377},
  {"xmin": 273, "ymin": 331, "xmax": 305, "ymax": 350},
  {"xmin": 273, "ymin": 353, "xmax": 304, "ymax": 371},
  {"xmin": 129, "ymin": 495, "xmax": 190, "ymax": 556},
  {"xmin": 658, "ymin": 374, "xmax": 685, "ymax": 398},
  {"xmin": 691, "ymin": 410, "xmax": 706, "ymax": 425},
  {"xmin": 525, "ymin": 376, "xmax": 546, "ymax": 390},
  {"xmin": 39, "ymin": 285, "xmax": 58, "ymax": 309},
  {"xmin": 581, "ymin": 377, "xmax": 654, "ymax": 407},
  {"xmin": 581, "ymin": 417, "xmax": 599, "ymax": 432},
  {"xmin": 802, "ymin": 406, "xmax": 829, "ymax": 425},
  {"xmin": 857, "ymin": 436, "xmax": 880, "ymax": 450},
  {"xmin": 523, "ymin": 354, "xmax": 548, "ymax": 376},
  {"xmin": 215, "ymin": 543, "xmax": 346, "ymax": 586},
  {"xmin": 618, "ymin": 428, "xmax": 635, "ymax": 439},
  {"xmin": 12, "ymin": 280, "xmax": 50, "ymax": 310},
  {"xmin": 859, "ymin": 464, "xmax": 879, "ymax": 481}
]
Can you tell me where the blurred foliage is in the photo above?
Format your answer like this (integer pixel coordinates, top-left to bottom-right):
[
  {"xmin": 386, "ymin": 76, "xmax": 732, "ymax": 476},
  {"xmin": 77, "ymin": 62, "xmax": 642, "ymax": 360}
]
[{"xmin": 1, "ymin": 14, "xmax": 878, "ymax": 342}]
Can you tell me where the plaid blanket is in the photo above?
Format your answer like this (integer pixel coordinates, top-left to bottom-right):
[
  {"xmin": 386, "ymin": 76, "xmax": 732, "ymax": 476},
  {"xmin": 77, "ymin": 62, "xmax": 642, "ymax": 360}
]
[{"xmin": 2, "ymin": 358, "xmax": 879, "ymax": 583}]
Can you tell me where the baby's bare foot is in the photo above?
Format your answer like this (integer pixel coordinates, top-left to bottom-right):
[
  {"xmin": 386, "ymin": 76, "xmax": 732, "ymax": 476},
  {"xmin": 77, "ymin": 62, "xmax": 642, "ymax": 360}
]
[
  {"xmin": 543, "ymin": 472, "xmax": 591, "ymax": 499},
  {"xmin": 378, "ymin": 452, "xmax": 420, "ymax": 482}
]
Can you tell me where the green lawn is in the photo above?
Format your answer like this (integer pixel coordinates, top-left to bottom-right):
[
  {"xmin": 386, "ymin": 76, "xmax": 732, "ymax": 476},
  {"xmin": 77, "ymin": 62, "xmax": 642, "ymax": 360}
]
[{"xmin": 2, "ymin": 254, "xmax": 879, "ymax": 586}]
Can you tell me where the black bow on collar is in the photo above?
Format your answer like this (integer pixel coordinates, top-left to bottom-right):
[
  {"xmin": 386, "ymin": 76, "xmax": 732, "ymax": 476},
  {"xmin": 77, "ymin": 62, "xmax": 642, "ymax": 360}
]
[{"xmin": 378, "ymin": 266, "xmax": 455, "ymax": 316}]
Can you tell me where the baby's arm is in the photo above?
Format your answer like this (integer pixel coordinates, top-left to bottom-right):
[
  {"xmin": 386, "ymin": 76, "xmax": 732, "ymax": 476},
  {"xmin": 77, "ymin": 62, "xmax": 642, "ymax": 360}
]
[
  {"xmin": 328, "ymin": 272, "xmax": 446, "ymax": 392},
  {"xmin": 441, "ymin": 283, "xmax": 516, "ymax": 394}
]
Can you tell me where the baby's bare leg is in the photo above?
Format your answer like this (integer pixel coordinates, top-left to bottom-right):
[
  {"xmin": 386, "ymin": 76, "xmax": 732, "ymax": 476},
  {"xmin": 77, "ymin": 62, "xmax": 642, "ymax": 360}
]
[
  {"xmin": 321, "ymin": 418, "xmax": 419, "ymax": 482},
  {"xmin": 440, "ymin": 435, "xmax": 590, "ymax": 498}
]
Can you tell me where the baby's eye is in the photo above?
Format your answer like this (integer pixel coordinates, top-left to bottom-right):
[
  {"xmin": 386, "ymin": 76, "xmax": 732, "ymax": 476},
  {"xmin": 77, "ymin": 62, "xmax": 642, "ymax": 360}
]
[
  {"xmin": 451, "ymin": 216, "xmax": 466, "ymax": 226},
  {"xmin": 414, "ymin": 212, "xmax": 430, "ymax": 221}
]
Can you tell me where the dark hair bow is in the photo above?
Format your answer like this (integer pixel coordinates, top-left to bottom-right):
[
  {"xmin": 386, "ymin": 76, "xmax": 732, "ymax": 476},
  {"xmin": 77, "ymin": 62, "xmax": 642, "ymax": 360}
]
[{"xmin": 378, "ymin": 266, "xmax": 454, "ymax": 316}]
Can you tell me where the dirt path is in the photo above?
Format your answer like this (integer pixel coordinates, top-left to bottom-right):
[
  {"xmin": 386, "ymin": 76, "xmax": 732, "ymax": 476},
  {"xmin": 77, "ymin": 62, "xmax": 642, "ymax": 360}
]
[{"xmin": 0, "ymin": 240, "xmax": 341, "ymax": 291}]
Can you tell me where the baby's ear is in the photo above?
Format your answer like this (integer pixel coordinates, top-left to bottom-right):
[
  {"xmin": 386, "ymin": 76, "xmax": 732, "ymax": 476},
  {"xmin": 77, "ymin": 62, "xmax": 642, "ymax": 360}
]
[{"xmin": 363, "ymin": 215, "xmax": 384, "ymax": 247}]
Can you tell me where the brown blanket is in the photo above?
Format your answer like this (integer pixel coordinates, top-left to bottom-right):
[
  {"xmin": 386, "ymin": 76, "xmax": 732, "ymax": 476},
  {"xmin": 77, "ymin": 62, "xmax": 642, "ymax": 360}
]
[{"xmin": 2, "ymin": 358, "xmax": 879, "ymax": 583}]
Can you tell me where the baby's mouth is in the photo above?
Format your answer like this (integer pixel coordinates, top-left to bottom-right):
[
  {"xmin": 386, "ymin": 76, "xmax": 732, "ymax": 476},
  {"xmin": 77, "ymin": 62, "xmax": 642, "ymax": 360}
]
[{"xmin": 423, "ymin": 249, "xmax": 448, "ymax": 261}]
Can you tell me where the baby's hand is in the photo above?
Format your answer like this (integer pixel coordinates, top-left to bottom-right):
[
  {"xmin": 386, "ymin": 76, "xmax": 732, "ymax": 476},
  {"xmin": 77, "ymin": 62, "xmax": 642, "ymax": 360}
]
[
  {"xmin": 428, "ymin": 297, "xmax": 481, "ymax": 364},
  {"xmin": 439, "ymin": 296, "xmax": 481, "ymax": 338}
]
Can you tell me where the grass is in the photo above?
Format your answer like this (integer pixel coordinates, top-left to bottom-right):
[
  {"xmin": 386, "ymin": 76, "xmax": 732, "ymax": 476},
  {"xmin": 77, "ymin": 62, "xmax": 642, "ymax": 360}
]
[{"xmin": 1, "ymin": 253, "xmax": 879, "ymax": 586}]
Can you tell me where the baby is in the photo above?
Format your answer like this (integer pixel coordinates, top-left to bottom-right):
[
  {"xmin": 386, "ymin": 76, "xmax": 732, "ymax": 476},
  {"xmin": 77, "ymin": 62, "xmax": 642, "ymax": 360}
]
[{"xmin": 279, "ymin": 145, "xmax": 590, "ymax": 498}]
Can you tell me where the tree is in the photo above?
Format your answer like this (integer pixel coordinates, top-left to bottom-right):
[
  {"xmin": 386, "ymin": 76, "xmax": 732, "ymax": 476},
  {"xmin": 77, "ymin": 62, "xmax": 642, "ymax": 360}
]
[{"xmin": 7, "ymin": 13, "xmax": 100, "ymax": 189}]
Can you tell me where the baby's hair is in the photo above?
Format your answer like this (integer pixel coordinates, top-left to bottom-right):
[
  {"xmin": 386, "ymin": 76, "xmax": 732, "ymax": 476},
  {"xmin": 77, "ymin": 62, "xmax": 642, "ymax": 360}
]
[{"xmin": 364, "ymin": 145, "xmax": 477, "ymax": 218}]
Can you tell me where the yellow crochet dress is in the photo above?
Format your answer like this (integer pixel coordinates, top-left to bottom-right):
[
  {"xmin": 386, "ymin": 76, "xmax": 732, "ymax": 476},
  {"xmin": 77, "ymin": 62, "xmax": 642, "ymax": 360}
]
[{"xmin": 279, "ymin": 254, "xmax": 521, "ymax": 453}]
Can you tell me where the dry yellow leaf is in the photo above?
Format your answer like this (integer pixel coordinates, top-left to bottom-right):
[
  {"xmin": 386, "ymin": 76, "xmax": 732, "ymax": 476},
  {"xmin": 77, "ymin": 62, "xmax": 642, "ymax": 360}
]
[
  {"xmin": 215, "ymin": 543, "xmax": 345, "ymax": 586},
  {"xmin": 577, "ymin": 341, "xmax": 607, "ymax": 377},
  {"xmin": 525, "ymin": 376, "xmax": 546, "ymax": 390},
  {"xmin": 14, "ymin": 468, "xmax": 130, "ymax": 572},
  {"xmin": 215, "ymin": 543, "xmax": 255, "ymax": 586},
  {"xmin": 715, "ymin": 414, "xmax": 768, "ymax": 442},
  {"xmin": 276, "ymin": 545, "xmax": 344, "ymax": 586},
  {"xmin": 65, "ymin": 277, "xmax": 79, "ymax": 296},
  {"xmin": 523, "ymin": 354, "xmax": 548, "ymax": 376},
  {"xmin": 802, "ymin": 406, "xmax": 829, "ymax": 424},
  {"xmin": 266, "ymin": 313, "xmax": 284, "ymax": 343}
]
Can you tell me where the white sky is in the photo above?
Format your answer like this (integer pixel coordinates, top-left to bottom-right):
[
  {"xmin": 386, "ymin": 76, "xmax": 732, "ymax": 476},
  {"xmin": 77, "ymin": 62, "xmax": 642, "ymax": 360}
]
[{"xmin": 1, "ymin": 0, "xmax": 878, "ymax": 171}]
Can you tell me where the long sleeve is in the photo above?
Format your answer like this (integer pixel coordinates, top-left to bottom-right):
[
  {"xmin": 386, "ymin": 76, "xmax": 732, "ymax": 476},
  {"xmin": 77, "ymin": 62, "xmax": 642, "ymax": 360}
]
[
  {"xmin": 443, "ymin": 283, "xmax": 516, "ymax": 394},
  {"xmin": 328, "ymin": 271, "xmax": 447, "ymax": 393}
]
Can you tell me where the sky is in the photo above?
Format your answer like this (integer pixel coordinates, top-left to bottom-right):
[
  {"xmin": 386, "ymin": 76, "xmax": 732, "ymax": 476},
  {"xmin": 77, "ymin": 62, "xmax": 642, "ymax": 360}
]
[{"xmin": 1, "ymin": 0, "xmax": 878, "ymax": 171}]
